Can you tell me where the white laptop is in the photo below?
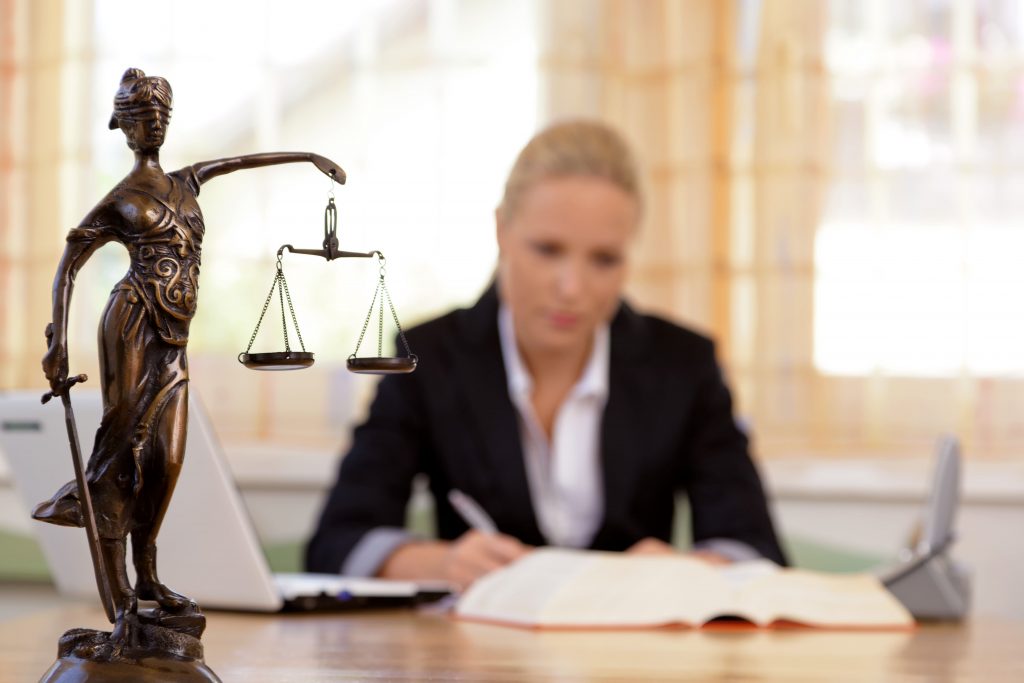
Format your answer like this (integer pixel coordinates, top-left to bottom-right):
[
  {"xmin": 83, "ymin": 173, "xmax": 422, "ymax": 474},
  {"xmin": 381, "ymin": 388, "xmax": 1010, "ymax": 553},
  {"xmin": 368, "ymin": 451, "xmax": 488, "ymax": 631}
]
[{"xmin": 0, "ymin": 389, "xmax": 450, "ymax": 612}]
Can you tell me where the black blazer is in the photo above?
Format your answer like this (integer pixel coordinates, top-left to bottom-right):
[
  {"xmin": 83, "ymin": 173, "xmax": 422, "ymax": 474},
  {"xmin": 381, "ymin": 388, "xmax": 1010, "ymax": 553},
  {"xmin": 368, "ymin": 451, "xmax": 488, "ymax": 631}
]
[{"xmin": 306, "ymin": 286, "xmax": 787, "ymax": 572}]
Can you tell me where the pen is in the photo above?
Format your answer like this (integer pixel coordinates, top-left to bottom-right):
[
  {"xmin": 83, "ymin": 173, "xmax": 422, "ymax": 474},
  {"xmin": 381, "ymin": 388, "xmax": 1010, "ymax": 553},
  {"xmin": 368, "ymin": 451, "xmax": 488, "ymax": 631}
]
[{"xmin": 448, "ymin": 489, "xmax": 498, "ymax": 535}]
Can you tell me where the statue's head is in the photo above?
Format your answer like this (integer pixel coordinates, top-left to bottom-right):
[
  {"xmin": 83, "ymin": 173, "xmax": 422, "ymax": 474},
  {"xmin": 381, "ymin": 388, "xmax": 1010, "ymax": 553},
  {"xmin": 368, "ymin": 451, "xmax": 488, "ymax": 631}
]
[{"xmin": 108, "ymin": 68, "xmax": 173, "ymax": 153}]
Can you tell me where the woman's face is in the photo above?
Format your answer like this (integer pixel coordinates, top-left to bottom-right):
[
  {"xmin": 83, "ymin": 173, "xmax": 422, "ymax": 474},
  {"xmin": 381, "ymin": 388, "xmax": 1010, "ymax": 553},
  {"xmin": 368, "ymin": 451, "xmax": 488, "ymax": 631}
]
[
  {"xmin": 120, "ymin": 108, "xmax": 169, "ymax": 153},
  {"xmin": 497, "ymin": 175, "xmax": 638, "ymax": 357}
]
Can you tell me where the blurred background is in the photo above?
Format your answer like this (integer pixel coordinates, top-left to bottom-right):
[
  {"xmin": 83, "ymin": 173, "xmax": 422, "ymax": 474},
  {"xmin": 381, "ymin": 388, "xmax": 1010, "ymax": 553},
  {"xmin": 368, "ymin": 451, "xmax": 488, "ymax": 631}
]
[{"xmin": 2, "ymin": 0, "xmax": 1023, "ymax": 617}]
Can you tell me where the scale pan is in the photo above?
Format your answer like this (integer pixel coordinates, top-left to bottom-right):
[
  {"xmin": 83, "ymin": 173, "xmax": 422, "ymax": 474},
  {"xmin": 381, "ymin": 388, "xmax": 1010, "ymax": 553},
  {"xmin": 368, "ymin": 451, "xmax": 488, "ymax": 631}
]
[
  {"xmin": 239, "ymin": 351, "xmax": 315, "ymax": 371},
  {"xmin": 347, "ymin": 356, "xmax": 417, "ymax": 375}
]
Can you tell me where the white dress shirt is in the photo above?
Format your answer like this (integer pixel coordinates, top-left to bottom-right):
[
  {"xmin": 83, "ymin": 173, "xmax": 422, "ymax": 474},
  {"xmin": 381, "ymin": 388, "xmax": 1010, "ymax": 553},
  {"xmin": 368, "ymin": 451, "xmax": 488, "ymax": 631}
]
[{"xmin": 497, "ymin": 305, "xmax": 609, "ymax": 547}]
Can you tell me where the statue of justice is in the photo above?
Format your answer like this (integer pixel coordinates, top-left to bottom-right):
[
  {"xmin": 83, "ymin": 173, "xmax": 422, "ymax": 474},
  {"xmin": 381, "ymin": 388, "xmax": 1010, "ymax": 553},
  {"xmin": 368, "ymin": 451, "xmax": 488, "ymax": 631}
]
[{"xmin": 34, "ymin": 68, "xmax": 415, "ymax": 679}]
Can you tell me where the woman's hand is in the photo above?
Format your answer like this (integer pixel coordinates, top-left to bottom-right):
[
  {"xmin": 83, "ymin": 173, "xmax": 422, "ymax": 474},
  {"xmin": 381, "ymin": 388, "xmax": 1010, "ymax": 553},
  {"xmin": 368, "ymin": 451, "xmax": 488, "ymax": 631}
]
[
  {"xmin": 441, "ymin": 531, "xmax": 531, "ymax": 590},
  {"xmin": 688, "ymin": 549, "xmax": 732, "ymax": 565},
  {"xmin": 378, "ymin": 531, "xmax": 531, "ymax": 591},
  {"xmin": 626, "ymin": 537, "xmax": 678, "ymax": 555},
  {"xmin": 626, "ymin": 538, "xmax": 732, "ymax": 565},
  {"xmin": 41, "ymin": 323, "xmax": 69, "ymax": 396}
]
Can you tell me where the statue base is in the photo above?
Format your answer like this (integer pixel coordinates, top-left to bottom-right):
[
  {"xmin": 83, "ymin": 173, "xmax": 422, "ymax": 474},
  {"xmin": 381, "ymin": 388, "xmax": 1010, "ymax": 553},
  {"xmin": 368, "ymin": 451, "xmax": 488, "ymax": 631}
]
[{"xmin": 40, "ymin": 608, "xmax": 220, "ymax": 682}]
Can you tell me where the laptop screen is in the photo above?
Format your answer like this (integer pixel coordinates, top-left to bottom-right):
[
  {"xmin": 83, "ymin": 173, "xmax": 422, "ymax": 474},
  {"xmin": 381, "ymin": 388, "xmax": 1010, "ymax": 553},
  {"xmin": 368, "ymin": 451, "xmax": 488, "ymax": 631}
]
[{"xmin": 0, "ymin": 389, "xmax": 283, "ymax": 611}]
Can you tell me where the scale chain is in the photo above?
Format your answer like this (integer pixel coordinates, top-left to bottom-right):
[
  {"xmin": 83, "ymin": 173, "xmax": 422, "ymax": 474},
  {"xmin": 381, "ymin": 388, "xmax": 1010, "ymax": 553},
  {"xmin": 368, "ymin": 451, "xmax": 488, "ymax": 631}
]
[
  {"xmin": 280, "ymin": 272, "xmax": 307, "ymax": 352},
  {"xmin": 384, "ymin": 282, "xmax": 414, "ymax": 358},
  {"xmin": 353, "ymin": 279, "xmax": 381, "ymax": 358},
  {"xmin": 245, "ymin": 266, "xmax": 282, "ymax": 354},
  {"xmin": 377, "ymin": 274, "xmax": 384, "ymax": 358},
  {"xmin": 351, "ymin": 253, "xmax": 414, "ymax": 360},
  {"xmin": 277, "ymin": 270, "xmax": 291, "ymax": 352},
  {"xmin": 246, "ymin": 257, "xmax": 308, "ymax": 355}
]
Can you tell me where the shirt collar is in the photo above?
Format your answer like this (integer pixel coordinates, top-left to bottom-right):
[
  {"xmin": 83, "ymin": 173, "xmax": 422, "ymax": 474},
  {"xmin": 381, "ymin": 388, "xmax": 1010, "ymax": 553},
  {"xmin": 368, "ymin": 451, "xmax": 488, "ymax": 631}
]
[{"xmin": 498, "ymin": 305, "xmax": 610, "ymax": 403}]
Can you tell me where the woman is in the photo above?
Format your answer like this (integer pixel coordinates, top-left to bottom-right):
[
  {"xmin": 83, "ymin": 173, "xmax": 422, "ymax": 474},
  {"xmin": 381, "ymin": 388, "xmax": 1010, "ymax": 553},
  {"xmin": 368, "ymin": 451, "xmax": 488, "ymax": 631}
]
[
  {"xmin": 306, "ymin": 120, "xmax": 786, "ymax": 589},
  {"xmin": 37, "ymin": 68, "xmax": 343, "ymax": 648}
]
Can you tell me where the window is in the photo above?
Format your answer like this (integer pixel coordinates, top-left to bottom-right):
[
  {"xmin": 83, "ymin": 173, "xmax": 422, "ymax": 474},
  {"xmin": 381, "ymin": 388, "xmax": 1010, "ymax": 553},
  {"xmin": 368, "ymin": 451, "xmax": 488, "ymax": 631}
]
[
  {"xmin": 3, "ymin": 0, "xmax": 539, "ymax": 444},
  {"xmin": 817, "ymin": 0, "xmax": 1024, "ymax": 378}
]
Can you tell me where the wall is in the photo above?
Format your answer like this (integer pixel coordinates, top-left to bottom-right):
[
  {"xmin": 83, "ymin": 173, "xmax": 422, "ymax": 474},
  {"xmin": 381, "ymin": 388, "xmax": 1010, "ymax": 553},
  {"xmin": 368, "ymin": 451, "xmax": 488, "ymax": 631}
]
[{"xmin": 1, "ymin": 446, "xmax": 1020, "ymax": 620}]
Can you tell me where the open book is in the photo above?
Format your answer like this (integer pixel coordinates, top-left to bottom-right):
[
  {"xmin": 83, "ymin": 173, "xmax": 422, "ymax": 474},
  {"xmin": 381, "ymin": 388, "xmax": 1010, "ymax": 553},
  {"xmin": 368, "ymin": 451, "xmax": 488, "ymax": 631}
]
[{"xmin": 455, "ymin": 548, "xmax": 914, "ymax": 630}]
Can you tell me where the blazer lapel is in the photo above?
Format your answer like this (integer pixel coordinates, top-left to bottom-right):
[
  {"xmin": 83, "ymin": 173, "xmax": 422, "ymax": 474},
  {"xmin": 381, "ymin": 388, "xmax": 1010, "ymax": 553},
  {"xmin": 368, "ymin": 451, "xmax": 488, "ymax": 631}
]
[
  {"xmin": 452, "ymin": 286, "xmax": 544, "ymax": 544},
  {"xmin": 594, "ymin": 302, "xmax": 652, "ymax": 549}
]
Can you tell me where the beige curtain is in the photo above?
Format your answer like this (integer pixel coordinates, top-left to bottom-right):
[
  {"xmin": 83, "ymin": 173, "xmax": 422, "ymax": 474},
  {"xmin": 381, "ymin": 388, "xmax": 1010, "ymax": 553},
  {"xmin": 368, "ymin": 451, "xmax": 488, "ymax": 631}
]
[
  {"xmin": 0, "ymin": 0, "xmax": 98, "ymax": 390},
  {"xmin": 1, "ymin": 0, "xmax": 63, "ymax": 389},
  {"xmin": 6, "ymin": 0, "xmax": 1021, "ymax": 459},
  {"xmin": 538, "ymin": 0, "xmax": 1024, "ymax": 460},
  {"xmin": 744, "ymin": 1, "xmax": 831, "ymax": 456},
  {"xmin": 538, "ymin": 1, "xmax": 833, "ymax": 458},
  {"xmin": 743, "ymin": 0, "xmax": 1022, "ymax": 460},
  {"xmin": 542, "ymin": 0, "xmax": 728, "ymax": 332}
]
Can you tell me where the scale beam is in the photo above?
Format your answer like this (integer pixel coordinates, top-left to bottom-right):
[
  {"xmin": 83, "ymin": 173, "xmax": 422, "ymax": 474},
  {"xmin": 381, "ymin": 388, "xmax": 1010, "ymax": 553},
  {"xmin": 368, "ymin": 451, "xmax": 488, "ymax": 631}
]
[{"xmin": 277, "ymin": 244, "xmax": 380, "ymax": 261}]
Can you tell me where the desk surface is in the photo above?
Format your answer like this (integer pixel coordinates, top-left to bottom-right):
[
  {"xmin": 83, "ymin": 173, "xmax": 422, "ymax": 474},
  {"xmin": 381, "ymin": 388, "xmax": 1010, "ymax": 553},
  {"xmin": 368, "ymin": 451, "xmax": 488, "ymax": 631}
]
[{"xmin": 1, "ymin": 601, "xmax": 1023, "ymax": 682}]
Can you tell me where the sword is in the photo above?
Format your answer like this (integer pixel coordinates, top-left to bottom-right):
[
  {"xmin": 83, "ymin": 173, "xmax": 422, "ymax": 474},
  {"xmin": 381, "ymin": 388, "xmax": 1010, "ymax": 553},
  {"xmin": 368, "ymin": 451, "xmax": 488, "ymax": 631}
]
[{"xmin": 42, "ymin": 374, "xmax": 116, "ymax": 624}]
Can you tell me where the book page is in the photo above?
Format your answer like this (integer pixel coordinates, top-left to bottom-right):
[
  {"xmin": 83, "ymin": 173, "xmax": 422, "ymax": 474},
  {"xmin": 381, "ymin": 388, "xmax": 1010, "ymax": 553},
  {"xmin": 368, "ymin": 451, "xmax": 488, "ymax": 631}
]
[
  {"xmin": 457, "ymin": 548, "xmax": 732, "ymax": 627},
  {"xmin": 717, "ymin": 559, "xmax": 783, "ymax": 587},
  {"xmin": 735, "ymin": 569, "xmax": 914, "ymax": 628},
  {"xmin": 539, "ymin": 552, "xmax": 731, "ymax": 627},
  {"xmin": 456, "ymin": 548, "xmax": 913, "ymax": 629},
  {"xmin": 456, "ymin": 549, "xmax": 596, "ymax": 626}
]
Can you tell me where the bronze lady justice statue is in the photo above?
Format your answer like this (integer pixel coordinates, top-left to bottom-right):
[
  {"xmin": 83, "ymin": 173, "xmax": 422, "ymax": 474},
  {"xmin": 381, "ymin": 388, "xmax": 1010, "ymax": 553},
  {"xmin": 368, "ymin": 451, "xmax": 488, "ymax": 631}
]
[{"xmin": 34, "ymin": 68, "xmax": 343, "ymax": 661}]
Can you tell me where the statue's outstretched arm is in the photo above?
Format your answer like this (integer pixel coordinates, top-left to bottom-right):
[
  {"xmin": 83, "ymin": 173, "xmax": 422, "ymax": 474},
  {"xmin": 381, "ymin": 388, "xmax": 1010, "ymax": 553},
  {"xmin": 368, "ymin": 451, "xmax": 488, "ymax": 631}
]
[{"xmin": 190, "ymin": 153, "xmax": 345, "ymax": 187}]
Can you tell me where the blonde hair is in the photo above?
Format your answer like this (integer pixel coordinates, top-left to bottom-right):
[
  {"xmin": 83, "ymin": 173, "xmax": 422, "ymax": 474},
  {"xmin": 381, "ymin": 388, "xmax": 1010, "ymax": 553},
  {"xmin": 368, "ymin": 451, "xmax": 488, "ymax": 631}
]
[{"xmin": 498, "ymin": 119, "xmax": 642, "ymax": 219}]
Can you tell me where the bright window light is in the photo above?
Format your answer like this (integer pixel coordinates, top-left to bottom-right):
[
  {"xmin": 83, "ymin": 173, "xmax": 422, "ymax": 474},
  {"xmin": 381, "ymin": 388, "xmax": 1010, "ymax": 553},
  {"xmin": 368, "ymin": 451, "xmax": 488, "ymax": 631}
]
[{"xmin": 815, "ymin": 221, "xmax": 1024, "ymax": 376}]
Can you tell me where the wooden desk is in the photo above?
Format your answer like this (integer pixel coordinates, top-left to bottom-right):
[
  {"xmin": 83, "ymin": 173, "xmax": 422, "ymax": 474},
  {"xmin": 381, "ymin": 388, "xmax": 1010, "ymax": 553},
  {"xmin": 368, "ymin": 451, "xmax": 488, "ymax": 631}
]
[{"xmin": 1, "ymin": 603, "xmax": 1022, "ymax": 682}]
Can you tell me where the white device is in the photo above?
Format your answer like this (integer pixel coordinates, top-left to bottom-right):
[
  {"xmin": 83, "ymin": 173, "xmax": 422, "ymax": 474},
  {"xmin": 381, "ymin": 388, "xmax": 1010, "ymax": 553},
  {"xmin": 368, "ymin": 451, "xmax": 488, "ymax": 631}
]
[
  {"xmin": 0, "ymin": 389, "xmax": 449, "ymax": 612},
  {"xmin": 879, "ymin": 435, "xmax": 971, "ymax": 620}
]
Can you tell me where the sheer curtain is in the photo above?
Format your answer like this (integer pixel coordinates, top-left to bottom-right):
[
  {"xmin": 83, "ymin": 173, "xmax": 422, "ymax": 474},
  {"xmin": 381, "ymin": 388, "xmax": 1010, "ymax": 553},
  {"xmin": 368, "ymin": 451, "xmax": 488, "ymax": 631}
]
[
  {"xmin": 0, "ymin": 0, "xmax": 95, "ymax": 389},
  {"xmin": 4, "ymin": 0, "xmax": 1022, "ymax": 459},
  {"xmin": 536, "ymin": 0, "xmax": 824, "ymax": 454},
  {"xmin": 0, "ymin": 0, "xmax": 539, "ymax": 447},
  {"xmin": 810, "ymin": 0, "xmax": 1024, "ymax": 458},
  {"xmin": 742, "ymin": 0, "xmax": 831, "ymax": 456},
  {"xmin": 537, "ymin": 0, "xmax": 1023, "ymax": 460}
]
